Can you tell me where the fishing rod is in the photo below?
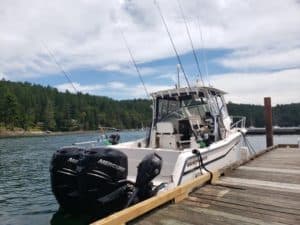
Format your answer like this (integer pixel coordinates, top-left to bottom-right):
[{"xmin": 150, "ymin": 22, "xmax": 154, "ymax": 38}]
[
  {"xmin": 176, "ymin": 0, "xmax": 204, "ymax": 86},
  {"xmin": 41, "ymin": 42, "xmax": 78, "ymax": 93},
  {"xmin": 117, "ymin": 27, "xmax": 150, "ymax": 98},
  {"xmin": 197, "ymin": 17, "xmax": 210, "ymax": 86},
  {"xmin": 154, "ymin": 0, "xmax": 191, "ymax": 89}
]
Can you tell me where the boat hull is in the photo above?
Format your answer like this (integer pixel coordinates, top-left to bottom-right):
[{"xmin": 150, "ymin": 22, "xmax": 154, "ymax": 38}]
[{"xmin": 111, "ymin": 131, "xmax": 246, "ymax": 188}]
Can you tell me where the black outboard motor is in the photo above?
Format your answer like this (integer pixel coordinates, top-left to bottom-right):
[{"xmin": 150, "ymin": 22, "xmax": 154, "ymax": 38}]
[
  {"xmin": 78, "ymin": 147, "xmax": 129, "ymax": 215},
  {"xmin": 50, "ymin": 147, "xmax": 84, "ymax": 213},
  {"xmin": 50, "ymin": 147, "xmax": 163, "ymax": 217},
  {"xmin": 126, "ymin": 153, "xmax": 162, "ymax": 206},
  {"xmin": 108, "ymin": 133, "xmax": 120, "ymax": 145}
]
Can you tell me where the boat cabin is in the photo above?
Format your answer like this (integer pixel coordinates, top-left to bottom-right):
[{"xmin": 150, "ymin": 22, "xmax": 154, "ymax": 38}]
[{"xmin": 148, "ymin": 86, "xmax": 232, "ymax": 150}]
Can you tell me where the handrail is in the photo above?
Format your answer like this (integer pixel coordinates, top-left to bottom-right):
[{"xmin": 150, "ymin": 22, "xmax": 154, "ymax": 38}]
[{"xmin": 230, "ymin": 116, "xmax": 246, "ymax": 129}]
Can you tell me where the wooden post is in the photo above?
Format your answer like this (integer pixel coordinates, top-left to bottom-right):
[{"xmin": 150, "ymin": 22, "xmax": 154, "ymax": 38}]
[{"xmin": 264, "ymin": 97, "xmax": 273, "ymax": 147}]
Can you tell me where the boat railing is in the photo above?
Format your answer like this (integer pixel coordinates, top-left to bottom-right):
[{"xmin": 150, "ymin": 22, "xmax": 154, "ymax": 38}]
[{"xmin": 230, "ymin": 116, "xmax": 246, "ymax": 129}]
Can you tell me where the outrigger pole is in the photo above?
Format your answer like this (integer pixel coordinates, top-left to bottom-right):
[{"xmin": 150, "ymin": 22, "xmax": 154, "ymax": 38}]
[
  {"xmin": 176, "ymin": 0, "xmax": 205, "ymax": 86},
  {"xmin": 154, "ymin": 0, "xmax": 192, "ymax": 89},
  {"xmin": 41, "ymin": 41, "xmax": 79, "ymax": 93},
  {"xmin": 117, "ymin": 26, "xmax": 150, "ymax": 99}
]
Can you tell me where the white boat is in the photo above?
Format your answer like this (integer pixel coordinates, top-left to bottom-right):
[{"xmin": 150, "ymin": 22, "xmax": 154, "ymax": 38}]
[
  {"xmin": 111, "ymin": 84, "xmax": 247, "ymax": 188},
  {"xmin": 50, "ymin": 83, "xmax": 248, "ymax": 217}
]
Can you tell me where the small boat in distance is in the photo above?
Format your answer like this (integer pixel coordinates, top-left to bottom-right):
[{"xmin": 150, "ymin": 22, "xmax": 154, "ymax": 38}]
[{"xmin": 50, "ymin": 84, "xmax": 247, "ymax": 217}]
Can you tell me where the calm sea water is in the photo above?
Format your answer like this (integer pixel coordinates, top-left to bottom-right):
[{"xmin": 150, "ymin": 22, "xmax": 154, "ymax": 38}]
[{"xmin": 0, "ymin": 131, "xmax": 299, "ymax": 225}]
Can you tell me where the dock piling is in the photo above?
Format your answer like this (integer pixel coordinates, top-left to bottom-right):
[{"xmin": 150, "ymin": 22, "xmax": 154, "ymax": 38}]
[{"xmin": 264, "ymin": 97, "xmax": 273, "ymax": 147}]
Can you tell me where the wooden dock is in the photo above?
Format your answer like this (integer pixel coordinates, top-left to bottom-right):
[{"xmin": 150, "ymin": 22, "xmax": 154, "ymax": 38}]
[{"xmin": 92, "ymin": 145, "xmax": 300, "ymax": 225}]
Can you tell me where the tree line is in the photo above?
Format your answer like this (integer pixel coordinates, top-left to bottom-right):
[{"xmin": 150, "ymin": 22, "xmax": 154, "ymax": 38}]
[
  {"xmin": 0, "ymin": 80, "xmax": 151, "ymax": 131},
  {"xmin": 0, "ymin": 79, "xmax": 299, "ymax": 131},
  {"xmin": 227, "ymin": 102, "xmax": 300, "ymax": 127}
]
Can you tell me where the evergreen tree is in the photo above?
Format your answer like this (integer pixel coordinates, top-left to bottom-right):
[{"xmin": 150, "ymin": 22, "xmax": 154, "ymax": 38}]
[
  {"xmin": 3, "ymin": 92, "xmax": 19, "ymax": 130},
  {"xmin": 0, "ymin": 79, "xmax": 299, "ymax": 131},
  {"xmin": 44, "ymin": 99, "xmax": 56, "ymax": 131}
]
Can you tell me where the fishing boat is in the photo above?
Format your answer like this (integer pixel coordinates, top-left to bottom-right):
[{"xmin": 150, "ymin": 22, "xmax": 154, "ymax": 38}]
[
  {"xmin": 50, "ymin": 84, "xmax": 247, "ymax": 217},
  {"xmin": 49, "ymin": 0, "xmax": 248, "ymax": 218}
]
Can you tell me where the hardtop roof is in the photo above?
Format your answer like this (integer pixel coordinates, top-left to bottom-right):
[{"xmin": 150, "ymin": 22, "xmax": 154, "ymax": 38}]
[{"xmin": 150, "ymin": 86, "xmax": 226, "ymax": 99}]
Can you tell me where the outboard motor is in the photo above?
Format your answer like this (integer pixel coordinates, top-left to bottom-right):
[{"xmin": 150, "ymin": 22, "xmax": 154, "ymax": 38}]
[
  {"xmin": 50, "ymin": 147, "xmax": 163, "ymax": 217},
  {"xmin": 78, "ymin": 147, "xmax": 130, "ymax": 215},
  {"xmin": 50, "ymin": 147, "xmax": 84, "ymax": 213},
  {"xmin": 127, "ymin": 153, "xmax": 162, "ymax": 206},
  {"xmin": 108, "ymin": 133, "xmax": 120, "ymax": 145}
]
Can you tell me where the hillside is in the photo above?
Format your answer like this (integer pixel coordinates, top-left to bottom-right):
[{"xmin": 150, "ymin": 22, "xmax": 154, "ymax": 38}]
[
  {"xmin": 0, "ymin": 80, "xmax": 151, "ymax": 131},
  {"xmin": 0, "ymin": 79, "xmax": 299, "ymax": 131}
]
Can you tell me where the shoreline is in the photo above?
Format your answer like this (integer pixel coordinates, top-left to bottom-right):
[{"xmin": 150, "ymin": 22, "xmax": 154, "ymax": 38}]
[{"xmin": 0, "ymin": 130, "xmax": 99, "ymax": 139}]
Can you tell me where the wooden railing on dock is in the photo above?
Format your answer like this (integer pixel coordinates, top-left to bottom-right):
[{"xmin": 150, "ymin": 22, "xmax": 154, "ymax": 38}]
[{"xmin": 91, "ymin": 144, "xmax": 300, "ymax": 225}]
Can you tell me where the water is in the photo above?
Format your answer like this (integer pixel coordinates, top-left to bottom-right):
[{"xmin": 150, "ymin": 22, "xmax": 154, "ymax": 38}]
[{"xmin": 0, "ymin": 132, "xmax": 299, "ymax": 225}]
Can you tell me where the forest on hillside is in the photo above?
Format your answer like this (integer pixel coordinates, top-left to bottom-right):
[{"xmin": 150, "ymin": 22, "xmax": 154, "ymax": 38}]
[
  {"xmin": 0, "ymin": 80, "xmax": 299, "ymax": 131},
  {"xmin": 0, "ymin": 80, "xmax": 151, "ymax": 131}
]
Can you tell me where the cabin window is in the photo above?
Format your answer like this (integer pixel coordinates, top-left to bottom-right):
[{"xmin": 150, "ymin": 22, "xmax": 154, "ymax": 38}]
[
  {"xmin": 157, "ymin": 99, "xmax": 181, "ymax": 121},
  {"xmin": 156, "ymin": 96, "xmax": 210, "ymax": 123},
  {"xmin": 215, "ymin": 95, "xmax": 228, "ymax": 117},
  {"xmin": 181, "ymin": 97, "xmax": 209, "ymax": 118}
]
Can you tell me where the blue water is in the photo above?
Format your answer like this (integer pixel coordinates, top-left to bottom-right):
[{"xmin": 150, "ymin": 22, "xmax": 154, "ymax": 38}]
[{"xmin": 0, "ymin": 132, "xmax": 299, "ymax": 225}]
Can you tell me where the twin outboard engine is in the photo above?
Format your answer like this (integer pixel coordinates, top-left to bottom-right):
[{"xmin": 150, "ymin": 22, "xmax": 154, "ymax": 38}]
[
  {"xmin": 50, "ymin": 147, "xmax": 162, "ymax": 217},
  {"xmin": 78, "ymin": 148, "xmax": 129, "ymax": 215},
  {"xmin": 50, "ymin": 147, "xmax": 84, "ymax": 212}
]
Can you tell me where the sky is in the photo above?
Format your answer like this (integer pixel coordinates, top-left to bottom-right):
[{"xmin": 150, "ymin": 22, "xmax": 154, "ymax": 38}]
[{"xmin": 0, "ymin": 0, "xmax": 299, "ymax": 105}]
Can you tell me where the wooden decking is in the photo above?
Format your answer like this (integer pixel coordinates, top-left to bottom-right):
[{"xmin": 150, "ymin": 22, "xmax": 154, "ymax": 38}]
[{"xmin": 131, "ymin": 146, "xmax": 300, "ymax": 225}]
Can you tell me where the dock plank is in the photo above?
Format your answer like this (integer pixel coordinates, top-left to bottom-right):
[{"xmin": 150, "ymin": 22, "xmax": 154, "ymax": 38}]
[{"xmin": 130, "ymin": 146, "xmax": 300, "ymax": 225}]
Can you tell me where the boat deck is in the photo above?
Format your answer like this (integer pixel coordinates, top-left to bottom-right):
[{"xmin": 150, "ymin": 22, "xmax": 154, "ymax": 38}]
[{"xmin": 130, "ymin": 146, "xmax": 300, "ymax": 225}]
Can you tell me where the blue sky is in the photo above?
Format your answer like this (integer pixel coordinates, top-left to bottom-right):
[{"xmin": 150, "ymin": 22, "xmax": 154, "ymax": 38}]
[{"xmin": 0, "ymin": 0, "xmax": 300, "ymax": 104}]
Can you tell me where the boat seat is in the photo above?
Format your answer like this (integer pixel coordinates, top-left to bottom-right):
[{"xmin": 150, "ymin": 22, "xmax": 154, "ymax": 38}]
[{"xmin": 156, "ymin": 122, "xmax": 181, "ymax": 149}]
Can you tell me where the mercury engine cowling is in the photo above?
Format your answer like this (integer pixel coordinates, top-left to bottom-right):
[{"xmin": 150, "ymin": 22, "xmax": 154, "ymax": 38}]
[
  {"xmin": 50, "ymin": 147, "xmax": 84, "ymax": 213},
  {"xmin": 50, "ymin": 146, "xmax": 163, "ymax": 217},
  {"xmin": 126, "ymin": 153, "xmax": 163, "ymax": 206},
  {"xmin": 78, "ymin": 147, "xmax": 129, "ymax": 215}
]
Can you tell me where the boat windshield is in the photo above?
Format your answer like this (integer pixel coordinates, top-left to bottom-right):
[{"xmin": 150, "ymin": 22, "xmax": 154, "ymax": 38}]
[{"xmin": 157, "ymin": 97, "xmax": 209, "ymax": 122}]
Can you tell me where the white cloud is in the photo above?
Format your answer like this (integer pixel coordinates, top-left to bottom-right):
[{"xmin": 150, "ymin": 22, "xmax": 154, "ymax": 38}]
[
  {"xmin": 209, "ymin": 68, "xmax": 300, "ymax": 105},
  {"xmin": 55, "ymin": 80, "xmax": 172, "ymax": 99},
  {"xmin": 108, "ymin": 81, "xmax": 126, "ymax": 89},
  {"xmin": 0, "ymin": 0, "xmax": 299, "ymax": 103},
  {"xmin": 56, "ymin": 82, "xmax": 104, "ymax": 94},
  {"xmin": 0, "ymin": 0, "xmax": 299, "ymax": 77},
  {"xmin": 218, "ymin": 47, "xmax": 300, "ymax": 70},
  {"xmin": 0, "ymin": 72, "xmax": 7, "ymax": 79},
  {"xmin": 103, "ymin": 82, "xmax": 173, "ymax": 99}
]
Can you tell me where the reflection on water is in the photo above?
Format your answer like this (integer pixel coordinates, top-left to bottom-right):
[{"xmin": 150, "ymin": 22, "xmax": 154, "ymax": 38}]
[
  {"xmin": 50, "ymin": 209, "xmax": 92, "ymax": 225},
  {"xmin": 0, "ymin": 132, "xmax": 299, "ymax": 225}
]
